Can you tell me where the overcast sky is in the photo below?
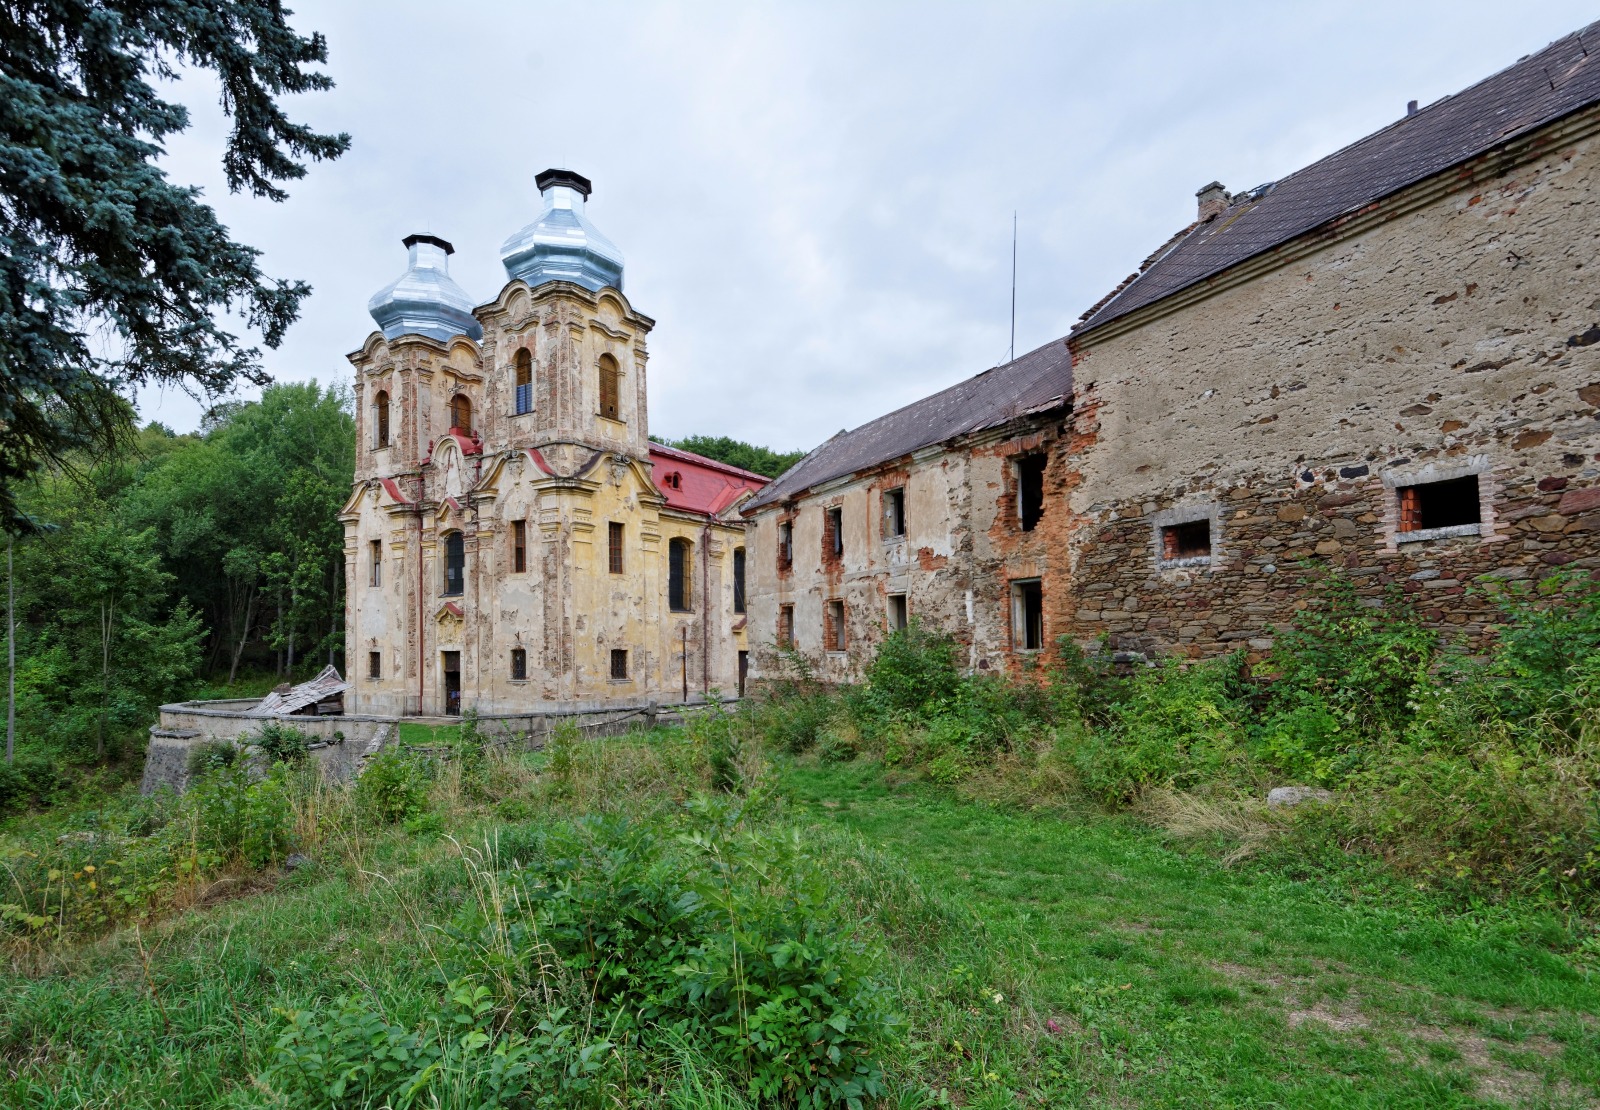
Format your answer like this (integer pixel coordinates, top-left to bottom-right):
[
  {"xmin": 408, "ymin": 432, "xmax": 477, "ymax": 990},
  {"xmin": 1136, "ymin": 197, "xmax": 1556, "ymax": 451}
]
[{"xmin": 140, "ymin": 1, "xmax": 1599, "ymax": 454}]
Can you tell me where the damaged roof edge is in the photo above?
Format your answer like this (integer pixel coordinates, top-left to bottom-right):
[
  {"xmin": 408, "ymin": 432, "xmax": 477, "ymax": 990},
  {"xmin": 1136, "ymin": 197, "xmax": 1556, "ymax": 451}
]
[{"xmin": 745, "ymin": 336, "xmax": 1073, "ymax": 513}]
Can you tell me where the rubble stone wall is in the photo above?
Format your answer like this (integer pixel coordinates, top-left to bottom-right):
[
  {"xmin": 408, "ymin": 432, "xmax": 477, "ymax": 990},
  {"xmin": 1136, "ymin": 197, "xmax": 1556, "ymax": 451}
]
[{"xmin": 1062, "ymin": 115, "xmax": 1600, "ymax": 657}]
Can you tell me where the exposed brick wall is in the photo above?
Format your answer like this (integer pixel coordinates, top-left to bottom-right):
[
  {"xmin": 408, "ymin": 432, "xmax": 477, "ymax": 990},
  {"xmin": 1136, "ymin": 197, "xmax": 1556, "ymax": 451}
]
[{"xmin": 1062, "ymin": 114, "xmax": 1600, "ymax": 657}]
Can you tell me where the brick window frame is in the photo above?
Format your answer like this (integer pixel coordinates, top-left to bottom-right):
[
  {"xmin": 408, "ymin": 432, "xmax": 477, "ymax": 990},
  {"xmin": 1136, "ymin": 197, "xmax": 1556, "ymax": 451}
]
[
  {"xmin": 822, "ymin": 506, "xmax": 844, "ymax": 563},
  {"xmin": 1010, "ymin": 578, "xmax": 1043, "ymax": 652},
  {"xmin": 1383, "ymin": 457, "xmax": 1494, "ymax": 546},
  {"xmin": 1151, "ymin": 504, "xmax": 1220, "ymax": 569},
  {"xmin": 777, "ymin": 604, "xmax": 795, "ymax": 648},
  {"xmin": 776, "ymin": 518, "xmax": 794, "ymax": 573},
  {"xmin": 824, "ymin": 598, "xmax": 847, "ymax": 653}
]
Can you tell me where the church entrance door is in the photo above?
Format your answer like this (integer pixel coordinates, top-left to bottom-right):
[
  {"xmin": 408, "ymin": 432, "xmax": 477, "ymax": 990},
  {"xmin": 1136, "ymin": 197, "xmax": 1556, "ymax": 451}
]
[{"xmin": 442, "ymin": 651, "xmax": 461, "ymax": 716}]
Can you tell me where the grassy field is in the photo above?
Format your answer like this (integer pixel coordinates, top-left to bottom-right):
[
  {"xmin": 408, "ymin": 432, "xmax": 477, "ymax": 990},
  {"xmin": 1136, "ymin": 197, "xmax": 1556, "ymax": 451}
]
[
  {"xmin": 1, "ymin": 734, "xmax": 1596, "ymax": 1108},
  {"xmin": 783, "ymin": 759, "xmax": 1600, "ymax": 1108}
]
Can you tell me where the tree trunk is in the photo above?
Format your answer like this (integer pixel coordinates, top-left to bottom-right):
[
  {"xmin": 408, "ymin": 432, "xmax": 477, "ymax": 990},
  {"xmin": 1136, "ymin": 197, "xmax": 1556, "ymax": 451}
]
[
  {"xmin": 228, "ymin": 591, "xmax": 256, "ymax": 684},
  {"xmin": 6, "ymin": 536, "xmax": 14, "ymax": 765},
  {"xmin": 98, "ymin": 598, "xmax": 112, "ymax": 761}
]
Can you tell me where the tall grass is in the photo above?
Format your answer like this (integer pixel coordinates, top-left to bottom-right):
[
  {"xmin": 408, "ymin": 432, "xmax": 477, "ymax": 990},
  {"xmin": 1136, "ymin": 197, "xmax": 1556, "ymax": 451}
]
[{"xmin": 746, "ymin": 572, "xmax": 1600, "ymax": 910}]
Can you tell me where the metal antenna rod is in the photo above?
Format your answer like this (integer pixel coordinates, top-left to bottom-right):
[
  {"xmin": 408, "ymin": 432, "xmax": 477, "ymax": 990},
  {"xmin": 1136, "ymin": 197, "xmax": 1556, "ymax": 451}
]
[{"xmin": 1009, "ymin": 211, "xmax": 1017, "ymax": 363}]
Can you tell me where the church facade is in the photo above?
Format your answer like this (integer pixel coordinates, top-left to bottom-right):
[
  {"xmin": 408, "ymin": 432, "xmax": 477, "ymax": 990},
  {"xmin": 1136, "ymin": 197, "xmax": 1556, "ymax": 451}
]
[{"xmin": 340, "ymin": 170, "xmax": 764, "ymax": 716}]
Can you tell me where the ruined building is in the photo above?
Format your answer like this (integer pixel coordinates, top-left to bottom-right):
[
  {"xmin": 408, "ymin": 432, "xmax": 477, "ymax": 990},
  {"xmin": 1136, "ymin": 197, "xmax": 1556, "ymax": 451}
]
[
  {"xmin": 745, "ymin": 22, "xmax": 1600, "ymax": 676},
  {"xmin": 341, "ymin": 170, "xmax": 764, "ymax": 716}
]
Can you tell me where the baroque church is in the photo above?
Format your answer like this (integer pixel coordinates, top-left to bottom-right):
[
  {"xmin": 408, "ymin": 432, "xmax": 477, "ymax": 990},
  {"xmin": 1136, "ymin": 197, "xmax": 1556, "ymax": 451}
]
[{"xmin": 340, "ymin": 169, "xmax": 765, "ymax": 716}]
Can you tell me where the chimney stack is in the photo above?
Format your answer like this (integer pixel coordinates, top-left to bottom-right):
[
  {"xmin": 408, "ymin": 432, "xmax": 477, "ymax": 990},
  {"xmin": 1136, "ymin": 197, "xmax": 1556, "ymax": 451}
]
[
  {"xmin": 1406, "ymin": 99, "xmax": 1419, "ymax": 116},
  {"xmin": 1196, "ymin": 181, "xmax": 1230, "ymax": 221}
]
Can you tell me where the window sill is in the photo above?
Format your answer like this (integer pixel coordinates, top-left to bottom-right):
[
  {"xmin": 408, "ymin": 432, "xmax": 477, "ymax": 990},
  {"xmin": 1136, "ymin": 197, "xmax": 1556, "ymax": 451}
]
[
  {"xmin": 1159, "ymin": 556, "xmax": 1213, "ymax": 569},
  {"xmin": 508, "ymin": 678, "xmax": 529, "ymax": 685},
  {"xmin": 669, "ymin": 608, "xmax": 693, "ymax": 615},
  {"xmin": 1397, "ymin": 523, "xmax": 1481, "ymax": 544},
  {"xmin": 1012, "ymin": 647, "xmax": 1043, "ymax": 655}
]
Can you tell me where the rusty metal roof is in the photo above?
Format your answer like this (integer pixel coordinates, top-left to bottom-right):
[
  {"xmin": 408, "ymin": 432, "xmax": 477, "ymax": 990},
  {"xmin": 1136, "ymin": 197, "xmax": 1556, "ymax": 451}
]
[
  {"xmin": 248, "ymin": 665, "xmax": 348, "ymax": 717},
  {"xmin": 1074, "ymin": 21, "xmax": 1600, "ymax": 337},
  {"xmin": 745, "ymin": 336, "xmax": 1072, "ymax": 511}
]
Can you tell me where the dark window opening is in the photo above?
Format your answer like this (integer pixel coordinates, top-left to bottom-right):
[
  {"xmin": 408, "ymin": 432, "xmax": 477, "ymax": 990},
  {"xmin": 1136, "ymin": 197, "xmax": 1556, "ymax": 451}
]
[
  {"xmin": 1017, "ymin": 454, "xmax": 1047, "ymax": 532},
  {"xmin": 610, "ymin": 648, "xmax": 628, "ymax": 679},
  {"xmin": 510, "ymin": 648, "xmax": 527, "ymax": 680},
  {"xmin": 883, "ymin": 487, "xmax": 906, "ymax": 538},
  {"xmin": 733, "ymin": 547, "xmax": 746, "ymax": 613},
  {"xmin": 668, "ymin": 538, "xmax": 691, "ymax": 611},
  {"xmin": 443, "ymin": 531, "xmax": 465, "ymax": 596},
  {"xmin": 512, "ymin": 519, "xmax": 527, "ymax": 573},
  {"xmin": 1012, "ymin": 579, "xmax": 1043, "ymax": 652},
  {"xmin": 449, "ymin": 393, "xmax": 472, "ymax": 435},
  {"xmin": 778, "ymin": 604, "xmax": 795, "ymax": 648},
  {"xmin": 777, "ymin": 521, "xmax": 793, "ymax": 571},
  {"xmin": 888, "ymin": 594, "xmax": 908, "ymax": 631},
  {"xmin": 374, "ymin": 390, "xmax": 390, "ymax": 448},
  {"xmin": 661, "ymin": 471, "xmax": 682, "ymax": 491},
  {"xmin": 1398, "ymin": 475, "xmax": 1482, "ymax": 532},
  {"xmin": 599, "ymin": 355, "xmax": 621, "ymax": 421},
  {"xmin": 369, "ymin": 539, "xmax": 382, "ymax": 587},
  {"xmin": 825, "ymin": 599, "xmax": 846, "ymax": 652},
  {"xmin": 609, "ymin": 522, "xmax": 624, "ymax": 574},
  {"xmin": 824, "ymin": 506, "xmax": 843, "ymax": 560},
  {"xmin": 738, "ymin": 650, "xmax": 748, "ymax": 699},
  {"xmin": 514, "ymin": 348, "xmax": 534, "ymax": 415},
  {"xmin": 1162, "ymin": 519, "xmax": 1212, "ymax": 561},
  {"xmin": 368, "ymin": 651, "xmax": 381, "ymax": 680}
]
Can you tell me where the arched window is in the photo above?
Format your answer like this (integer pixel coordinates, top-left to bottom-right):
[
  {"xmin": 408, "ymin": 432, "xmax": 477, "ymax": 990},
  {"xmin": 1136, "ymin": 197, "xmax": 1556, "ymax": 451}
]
[
  {"xmin": 668, "ymin": 537, "xmax": 691, "ymax": 612},
  {"xmin": 733, "ymin": 546, "xmax": 746, "ymax": 614},
  {"xmin": 374, "ymin": 390, "xmax": 390, "ymax": 448},
  {"xmin": 514, "ymin": 349, "xmax": 533, "ymax": 415},
  {"xmin": 598, "ymin": 354, "xmax": 621, "ymax": 421},
  {"xmin": 442, "ymin": 531, "xmax": 465, "ymax": 596},
  {"xmin": 449, "ymin": 393, "xmax": 472, "ymax": 435}
]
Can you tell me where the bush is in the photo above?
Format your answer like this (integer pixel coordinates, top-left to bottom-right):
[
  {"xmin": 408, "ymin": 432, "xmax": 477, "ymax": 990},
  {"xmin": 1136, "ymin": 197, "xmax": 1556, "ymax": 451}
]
[
  {"xmin": 445, "ymin": 799, "xmax": 897, "ymax": 1107},
  {"xmin": 250, "ymin": 721, "xmax": 312, "ymax": 765},
  {"xmin": 355, "ymin": 749, "xmax": 430, "ymax": 826},
  {"xmin": 189, "ymin": 759, "xmax": 295, "ymax": 869}
]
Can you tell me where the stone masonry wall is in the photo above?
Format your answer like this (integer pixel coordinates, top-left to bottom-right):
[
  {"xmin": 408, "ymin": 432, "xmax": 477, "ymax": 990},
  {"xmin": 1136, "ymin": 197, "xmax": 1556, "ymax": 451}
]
[{"xmin": 1062, "ymin": 114, "xmax": 1600, "ymax": 657}]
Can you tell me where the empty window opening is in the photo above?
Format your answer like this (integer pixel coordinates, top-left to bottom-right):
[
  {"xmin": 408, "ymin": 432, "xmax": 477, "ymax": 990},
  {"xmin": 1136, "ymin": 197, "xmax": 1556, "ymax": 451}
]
[
  {"xmin": 609, "ymin": 522, "xmax": 625, "ymax": 574},
  {"xmin": 449, "ymin": 393, "xmax": 472, "ymax": 435},
  {"xmin": 1398, "ymin": 475, "xmax": 1482, "ymax": 533},
  {"xmin": 778, "ymin": 604, "xmax": 795, "ymax": 648},
  {"xmin": 883, "ymin": 487, "xmax": 906, "ymax": 538},
  {"xmin": 368, "ymin": 651, "xmax": 381, "ymax": 680},
  {"xmin": 825, "ymin": 599, "xmax": 847, "ymax": 652},
  {"xmin": 1161, "ymin": 519, "xmax": 1212, "ymax": 562},
  {"xmin": 777, "ymin": 520, "xmax": 793, "ymax": 571},
  {"xmin": 514, "ymin": 348, "xmax": 534, "ymax": 415},
  {"xmin": 668, "ymin": 538, "xmax": 691, "ymax": 611},
  {"xmin": 599, "ymin": 354, "xmax": 621, "ymax": 421},
  {"xmin": 1011, "ymin": 579, "xmax": 1043, "ymax": 652},
  {"xmin": 369, "ymin": 539, "xmax": 382, "ymax": 587},
  {"xmin": 374, "ymin": 390, "xmax": 390, "ymax": 448},
  {"xmin": 1017, "ymin": 455, "xmax": 1047, "ymax": 532},
  {"xmin": 661, "ymin": 471, "xmax": 682, "ymax": 491},
  {"xmin": 442, "ymin": 531, "xmax": 465, "ymax": 596},
  {"xmin": 738, "ymin": 649, "xmax": 748, "ymax": 699},
  {"xmin": 610, "ymin": 649, "xmax": 628, "ymax": 680},
  {"xmin": 511, "ymin": 519, "xmax": 527, "ymax": 573},
  {"xmin": 888, "ymin": 593, "xmax": 908, "ymax": 631},
  {"xmin": 510, "ymin": 648, "xmax": 527, "ymax": 681},
  {"xmin": 824, "ymin": 506, "xmax": 843, "ymax": 560},
  {"xmin": 733, "ymin": 546, "xmax": 746, "ymax": 613}
]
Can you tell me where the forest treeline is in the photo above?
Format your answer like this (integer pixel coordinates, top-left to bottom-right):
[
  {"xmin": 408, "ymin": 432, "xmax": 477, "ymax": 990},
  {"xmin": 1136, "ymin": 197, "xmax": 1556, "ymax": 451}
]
[{"xmin": 7, "ymin": 383, "xmax": 353, "ymax": 776}]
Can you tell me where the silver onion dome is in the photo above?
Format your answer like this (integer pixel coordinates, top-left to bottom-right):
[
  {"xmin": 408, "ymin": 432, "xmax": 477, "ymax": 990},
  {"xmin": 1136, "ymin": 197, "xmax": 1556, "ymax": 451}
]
[
  {"xmin": 499, "ymin": 169, "xmax": 624, "ymax": 293},
  {"xmin": 368, "ymin": 234, "xmax": 483, "ymax": 343}
]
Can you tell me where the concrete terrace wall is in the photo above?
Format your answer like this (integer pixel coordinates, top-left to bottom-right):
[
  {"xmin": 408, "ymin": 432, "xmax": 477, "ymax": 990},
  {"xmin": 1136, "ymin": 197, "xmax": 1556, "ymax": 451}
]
[
  {"xmin": 1062, "ymin": 115, "xmax": 1600, "ymax": 658},
  {"xmin": 143, "ymin": 694, "xmax": 734, "ymax": 795}
]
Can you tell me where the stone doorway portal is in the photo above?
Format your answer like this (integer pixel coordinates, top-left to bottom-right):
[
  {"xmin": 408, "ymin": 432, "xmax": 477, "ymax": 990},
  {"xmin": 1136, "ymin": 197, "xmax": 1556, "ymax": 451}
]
[{"xmin": 442, "ymin": 651, "xmax": 461, "ymax": 715}]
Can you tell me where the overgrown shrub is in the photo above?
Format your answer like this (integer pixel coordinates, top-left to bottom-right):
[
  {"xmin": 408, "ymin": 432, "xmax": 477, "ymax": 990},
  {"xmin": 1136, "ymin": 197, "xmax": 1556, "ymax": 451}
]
[
  {"xmin": 445, "ymin": 799, "xmax": 896, "ymax": 1107},
  {"xmin": 250, "ymin": 721, "xmax": 312, "ymax": 765},
  {"xmin": 355, "ymin": 749, "xmax": 430, "ymax": 826},
  {"xmin": 189, "ymin": 759, "xmax": 295, "ymax": 868}
]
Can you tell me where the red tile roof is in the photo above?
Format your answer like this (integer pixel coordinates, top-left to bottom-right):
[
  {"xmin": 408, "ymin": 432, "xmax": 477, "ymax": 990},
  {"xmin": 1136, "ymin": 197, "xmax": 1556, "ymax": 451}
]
[{"xmin": 648, "ymin": 442, "xmax": 768, "ymax": 517}]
